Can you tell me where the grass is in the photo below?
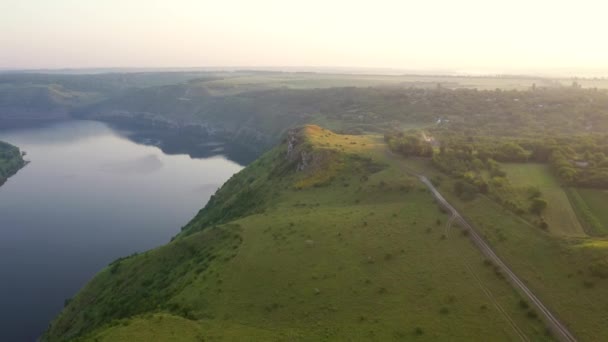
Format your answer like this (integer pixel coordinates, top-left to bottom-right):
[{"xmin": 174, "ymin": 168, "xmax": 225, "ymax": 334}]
[
  {"xmin": 501, "ymin": 163, "xmax": 585, "ymax": 237},
  {"xmin": 401, "ymin": 156, "xmax": 608, "ymax": 341},
  {"xmin": 83, "ymin": 314, "xmax": 281, "ymax": 341},
  {"xmin": 46, "ymin": 127, "xmax": 550, "ymax": 341},
  {"xmin": 566, "ymin": 188, "xmax": 607, "ymax": 236},
  {"xmin": 567, "ymin": 188, "xmax": 608, "ymax": 236}
]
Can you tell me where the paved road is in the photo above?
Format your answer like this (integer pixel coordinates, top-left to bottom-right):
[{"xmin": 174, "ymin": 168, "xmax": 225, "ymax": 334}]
[{"xmin": 418, "ymin": 175, "xmax": 577, "ymax": 342}]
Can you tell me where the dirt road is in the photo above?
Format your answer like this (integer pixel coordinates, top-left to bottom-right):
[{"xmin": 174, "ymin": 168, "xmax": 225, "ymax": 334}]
[{"xmin": 418, "ymin": 175, "xmax": 577, "ymax": 342}]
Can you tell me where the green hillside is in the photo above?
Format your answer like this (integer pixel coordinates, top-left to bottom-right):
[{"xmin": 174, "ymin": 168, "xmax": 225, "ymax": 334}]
[
  {"xmin": 0, "ymin": 140, "xmax": 26, "ymax": 187},
  {"xmin": 44, "ymin": 126, "xmax": 552, "ymax": 341}
]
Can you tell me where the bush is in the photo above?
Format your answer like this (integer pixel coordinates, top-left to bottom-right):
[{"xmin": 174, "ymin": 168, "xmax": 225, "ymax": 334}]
[
  {"xmin": 529, "ymin": 198, "xmax": 547, "ymax": 215},
  {"xmin": 527, "ymin": 310, "xmax": 538, "ymax": 319},
  {"xmin": 519, "ymin": 299, "xmax": 529, "ymax": 309},
  {"xmin": 454, "ymin": 181, "xmax": 478, "ymax": 201}
]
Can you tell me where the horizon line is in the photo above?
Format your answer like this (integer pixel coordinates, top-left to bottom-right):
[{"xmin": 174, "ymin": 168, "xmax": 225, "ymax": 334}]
[{"xmin": 1, "ymin": 65, "xmax": 607, "ymax": 79}]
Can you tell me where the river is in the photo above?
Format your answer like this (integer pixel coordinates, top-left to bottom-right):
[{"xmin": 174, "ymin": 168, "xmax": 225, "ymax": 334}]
[{"xmin": 0, "ymin": 120, "xmax": 244, "ymax": 341}]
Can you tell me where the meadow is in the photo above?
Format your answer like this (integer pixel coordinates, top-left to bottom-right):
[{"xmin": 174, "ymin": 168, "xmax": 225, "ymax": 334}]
[
  {"xmin": 567, "ymin": 188, "xmax": 608, "ymax": 236},
  {"xmin": 501, "ymin": 163, "xmax": 585, "ymax": 237},
  {"xmin": 402, "ymin": 157, "xmax": 608, "ymax": 341}
]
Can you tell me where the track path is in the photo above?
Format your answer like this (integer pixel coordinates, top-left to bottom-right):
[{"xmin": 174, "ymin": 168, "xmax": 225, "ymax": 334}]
[
  {"xmin": 387, "ymin": 151, "xmax": 577, "ymax": 342},
  {"xmin": 417, "ymin": 174, "xmax": 577, "ymax": 342}
]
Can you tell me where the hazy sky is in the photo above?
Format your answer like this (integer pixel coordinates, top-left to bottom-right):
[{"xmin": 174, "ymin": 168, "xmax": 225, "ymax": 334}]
[{"xmin": 1, "ymin": 0, "xmax": 607, "ymax": 74}]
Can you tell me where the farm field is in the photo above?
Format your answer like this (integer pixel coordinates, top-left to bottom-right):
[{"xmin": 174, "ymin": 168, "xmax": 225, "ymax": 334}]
[
  {"xmin": 576, "ymin": 189, "xmax": 608, "ymax": 229},
  {"xmin": 567, "ymin": 188, "xmax": 608, "ymax": 235},
  {"xmin": 399, "ymin": 157, "xmax": 608, "ymax": 341},
  {"xmin": 501, "ymin": 163, "xmax": 585, "ymax": 237}
]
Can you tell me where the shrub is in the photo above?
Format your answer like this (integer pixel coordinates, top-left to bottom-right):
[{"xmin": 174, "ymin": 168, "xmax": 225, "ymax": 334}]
[
  {"xmin": 518, "ymin": 299, "xmax": 529, "ymax": 309},
  {"xmin": 529, "ymin": 198, "xmax": 547, "ymax": 215},
  {"xmin": 454, "ymin": 181, "xmax": 478, "ymax": 201}
]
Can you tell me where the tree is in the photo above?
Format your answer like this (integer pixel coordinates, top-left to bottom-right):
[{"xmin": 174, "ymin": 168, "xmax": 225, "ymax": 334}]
[{"xmin": 529, "ymin": 198, "xmax": 547, "ymax": 215}]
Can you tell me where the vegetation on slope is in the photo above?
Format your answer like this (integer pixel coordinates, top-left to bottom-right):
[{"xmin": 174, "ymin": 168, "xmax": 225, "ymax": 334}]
[
  {"xmin": 45, "ymin": 127, "xmax": 551, "ymax": 341},
  {"xmin": 0, "ymin": 140, "xmax": 26, "ymax": 186}
]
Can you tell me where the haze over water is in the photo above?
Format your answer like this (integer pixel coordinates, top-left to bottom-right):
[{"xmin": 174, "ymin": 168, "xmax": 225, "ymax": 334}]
[{"xmin": 0, "ymin": 120, "xmax": 243, "ymax": 341}]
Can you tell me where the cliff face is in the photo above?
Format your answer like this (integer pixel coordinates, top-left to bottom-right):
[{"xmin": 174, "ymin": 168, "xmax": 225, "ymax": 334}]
[{"xmin": 179, "ymin": 125, "xmax": 333, "ymax": 237}]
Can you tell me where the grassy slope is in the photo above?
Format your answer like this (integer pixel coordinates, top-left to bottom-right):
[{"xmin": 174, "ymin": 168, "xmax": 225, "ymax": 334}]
[
  {"xmin": 403, "ymin": 157, "xmax": 608, "ymax": 341},
  {"xmin": 501, "ymin": 163, "xmax": 585, "ymax": 237},
  {"xmin": 45, "ymin": 126, "xmax": 549, "ymax": 341}
]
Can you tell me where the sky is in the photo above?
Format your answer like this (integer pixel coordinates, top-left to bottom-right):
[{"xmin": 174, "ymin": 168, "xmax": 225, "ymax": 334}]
[{"xmin": 1, "ymin": 0, "xmax": 607, "ymax": 76}]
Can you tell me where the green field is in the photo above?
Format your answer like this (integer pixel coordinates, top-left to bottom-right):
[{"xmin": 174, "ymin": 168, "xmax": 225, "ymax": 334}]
[
  {"xmin": 46, "ymin": 127, "xmax": 551, "ymax": 341},
  {"xmin": 567, "ymin": 188, "xmax": 608, "ymax": 235},
  {"xmin": 576, "ymin": 189, "xmax": 608, "ymax": 229},
  {"xmin": 401, "ymin": 157, "xmax": 608, "ymax": 341},
  {"xmin": 501, "ymin": 163, "xmax": 585, "ymax": 237}
]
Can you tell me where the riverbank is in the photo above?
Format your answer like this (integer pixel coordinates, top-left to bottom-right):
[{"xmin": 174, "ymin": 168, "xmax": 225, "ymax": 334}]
[{"xmin": 0, "ymin": 140, "xmax": 27, "ymax": 187}]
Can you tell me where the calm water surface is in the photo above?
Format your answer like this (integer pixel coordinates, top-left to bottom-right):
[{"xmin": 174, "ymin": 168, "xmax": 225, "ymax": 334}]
[{"xmin": 0, "ymin": 120, "xmax": 243, "ymax": 341}]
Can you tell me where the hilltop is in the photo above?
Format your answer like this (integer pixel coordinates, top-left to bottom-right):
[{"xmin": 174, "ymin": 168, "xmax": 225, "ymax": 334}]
[{"xmin": 45, "ymin": 126, "xmax": 557, "ymax": 341}]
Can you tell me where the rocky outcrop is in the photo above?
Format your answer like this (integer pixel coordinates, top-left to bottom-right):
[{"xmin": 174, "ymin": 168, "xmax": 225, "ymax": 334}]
[
  {"xmin": 284, "ymin": 125, "xmax": 339, "ymax": 182},
  {"xmin": 285, "ymin": 127, "xmax": 314, "ymax": 172}
]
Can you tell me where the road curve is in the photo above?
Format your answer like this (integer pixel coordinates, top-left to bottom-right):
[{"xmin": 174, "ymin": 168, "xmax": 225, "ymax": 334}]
[{"xmin": 418, "ymin": 175, "xmax": 577, "ymax": 342}]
